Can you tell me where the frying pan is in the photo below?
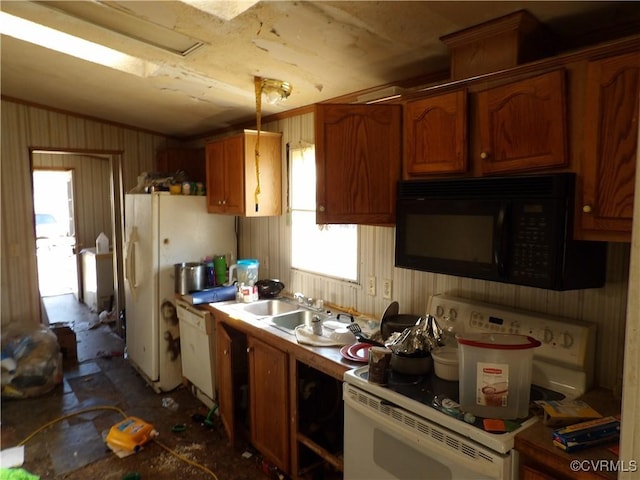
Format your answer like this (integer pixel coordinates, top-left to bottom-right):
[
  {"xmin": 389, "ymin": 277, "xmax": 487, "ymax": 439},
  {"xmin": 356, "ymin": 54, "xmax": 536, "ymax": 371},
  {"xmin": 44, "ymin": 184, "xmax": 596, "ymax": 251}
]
[{"xmin": 255, "ymin": 279, "xmax": 285, "ymax": 299}]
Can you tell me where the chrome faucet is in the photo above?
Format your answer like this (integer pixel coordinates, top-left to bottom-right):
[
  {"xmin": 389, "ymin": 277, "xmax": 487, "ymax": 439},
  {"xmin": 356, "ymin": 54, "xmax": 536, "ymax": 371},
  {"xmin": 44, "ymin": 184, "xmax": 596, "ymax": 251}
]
[{"xmin": 294, "ymin": 292, "xmax": 324, "ymax": 312}]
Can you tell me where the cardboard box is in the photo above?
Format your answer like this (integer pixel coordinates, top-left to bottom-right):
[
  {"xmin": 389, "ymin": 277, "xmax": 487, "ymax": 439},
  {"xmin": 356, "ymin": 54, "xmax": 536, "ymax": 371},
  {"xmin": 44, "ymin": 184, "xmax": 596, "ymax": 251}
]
[
  {"xmin": 535, "ymin": 400, "xmax": 602, "ymax": 427},
  {"xmin": 552, "ymin": 416, "xmax": 620, "ymax": 452},
  {"xmin": 52, "ymin": 324, "xmax": 77, "ymax": 364}
]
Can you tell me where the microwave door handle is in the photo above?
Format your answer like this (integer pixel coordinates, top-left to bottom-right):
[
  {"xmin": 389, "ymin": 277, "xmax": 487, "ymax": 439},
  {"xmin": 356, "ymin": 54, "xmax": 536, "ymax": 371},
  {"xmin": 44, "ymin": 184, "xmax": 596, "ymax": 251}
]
[{"xmin": 494, "ymin": 205, "xmax": 507, "ymax": 277}]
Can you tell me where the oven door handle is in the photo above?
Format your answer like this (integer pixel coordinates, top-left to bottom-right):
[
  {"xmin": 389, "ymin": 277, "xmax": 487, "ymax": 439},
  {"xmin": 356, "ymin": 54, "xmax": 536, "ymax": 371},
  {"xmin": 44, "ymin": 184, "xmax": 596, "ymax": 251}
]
[{"xmin": 343, "ymin": 389, "xmax": 508, "ymax": 478}]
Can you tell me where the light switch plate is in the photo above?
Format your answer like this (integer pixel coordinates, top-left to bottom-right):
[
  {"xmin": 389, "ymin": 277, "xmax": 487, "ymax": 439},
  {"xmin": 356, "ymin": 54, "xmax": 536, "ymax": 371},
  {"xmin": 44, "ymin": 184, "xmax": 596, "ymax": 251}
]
[
  {"xmin": 382, "ymin": 279, "xmax": 393, "ymax": 299},
  {"xmin": 367, "ymin": 276, "xmax": 376, "ymax": 296}
]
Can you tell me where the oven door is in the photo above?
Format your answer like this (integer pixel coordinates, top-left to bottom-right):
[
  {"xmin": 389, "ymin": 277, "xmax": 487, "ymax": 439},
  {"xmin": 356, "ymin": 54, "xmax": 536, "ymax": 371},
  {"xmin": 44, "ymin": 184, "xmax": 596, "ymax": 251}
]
[{"xmin": 343, "ymin": 384, "xmax": 515, "ymax": 480}]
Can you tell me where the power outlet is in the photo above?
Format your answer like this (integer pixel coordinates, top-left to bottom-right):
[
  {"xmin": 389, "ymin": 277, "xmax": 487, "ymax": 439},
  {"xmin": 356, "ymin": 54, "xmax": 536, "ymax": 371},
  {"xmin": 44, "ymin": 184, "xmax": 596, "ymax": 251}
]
[
  {"xmin": 367, "ymin": 276, "xmax": 376, "ymax": 296},
  {"xmin": 382, "ymin": 279, "xmax": 393, "ymax": 300}
]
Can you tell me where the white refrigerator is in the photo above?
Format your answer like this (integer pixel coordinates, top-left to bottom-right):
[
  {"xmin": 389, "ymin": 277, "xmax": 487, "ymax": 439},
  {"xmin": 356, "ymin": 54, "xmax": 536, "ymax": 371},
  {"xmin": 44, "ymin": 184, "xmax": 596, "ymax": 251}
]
[{"xmin": 124, "ymin": 193, "xmax": 236, "ymax": 392}]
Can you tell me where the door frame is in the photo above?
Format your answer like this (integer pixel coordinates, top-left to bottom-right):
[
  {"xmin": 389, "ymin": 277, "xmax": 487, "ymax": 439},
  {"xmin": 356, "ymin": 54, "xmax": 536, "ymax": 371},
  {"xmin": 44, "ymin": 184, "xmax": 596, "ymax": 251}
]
[{"xmin": 29, "ymin": 147, "xmax": 125, "ymax": 334}]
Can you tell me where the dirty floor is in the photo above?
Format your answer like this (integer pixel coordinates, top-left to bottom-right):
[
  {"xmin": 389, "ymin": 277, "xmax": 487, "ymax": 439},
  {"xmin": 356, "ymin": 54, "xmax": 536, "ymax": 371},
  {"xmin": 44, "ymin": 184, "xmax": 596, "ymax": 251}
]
[{"xmin": 1, "ymin": 294, "xmax": 270, "ymax": 480}]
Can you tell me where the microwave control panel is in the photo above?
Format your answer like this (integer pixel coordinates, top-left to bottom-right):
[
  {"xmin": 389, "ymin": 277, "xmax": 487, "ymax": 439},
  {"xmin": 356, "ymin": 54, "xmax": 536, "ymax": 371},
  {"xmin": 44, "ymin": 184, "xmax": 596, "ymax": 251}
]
[
  {"xmin": 510, "ymin": 202, "xmax": 555, "ymax": 283},
  {"xmin": 427, "ymin": 294, "xmax": 595, "ymax": 371}
]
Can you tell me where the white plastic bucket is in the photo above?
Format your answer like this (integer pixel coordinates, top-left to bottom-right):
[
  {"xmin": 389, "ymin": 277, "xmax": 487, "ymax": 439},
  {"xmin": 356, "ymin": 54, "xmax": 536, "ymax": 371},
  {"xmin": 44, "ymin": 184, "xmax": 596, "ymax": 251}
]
[{"xmin": 457, "ymin": 333, "xmax": 541, "ymax": 419}]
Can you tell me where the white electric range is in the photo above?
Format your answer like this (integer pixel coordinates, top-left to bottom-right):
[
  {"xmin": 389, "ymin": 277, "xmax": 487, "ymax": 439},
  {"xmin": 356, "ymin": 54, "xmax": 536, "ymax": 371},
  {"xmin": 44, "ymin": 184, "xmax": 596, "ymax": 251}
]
[{"xmin": 343, "ymin": 294, "xmax": 596, "ymax": 479}]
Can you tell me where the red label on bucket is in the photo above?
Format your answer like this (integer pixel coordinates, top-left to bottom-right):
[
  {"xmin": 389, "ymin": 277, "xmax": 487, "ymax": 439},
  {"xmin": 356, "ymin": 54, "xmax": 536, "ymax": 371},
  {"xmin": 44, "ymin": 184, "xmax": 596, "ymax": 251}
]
[{"xmin": 483, "ymin": 367, "xmax": 503, "ymax": 374}]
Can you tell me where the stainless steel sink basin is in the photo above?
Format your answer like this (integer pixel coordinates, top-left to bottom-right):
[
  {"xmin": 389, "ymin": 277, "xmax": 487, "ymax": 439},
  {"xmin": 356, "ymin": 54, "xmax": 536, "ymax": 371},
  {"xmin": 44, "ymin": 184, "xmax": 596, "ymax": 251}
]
[
  {"xmin": 241, "ymin": 299, "xmax": 299, "ymax": 317},
  {"xmin": 266, "ymin": 309, "xmax": 325, "ymax": 335}
]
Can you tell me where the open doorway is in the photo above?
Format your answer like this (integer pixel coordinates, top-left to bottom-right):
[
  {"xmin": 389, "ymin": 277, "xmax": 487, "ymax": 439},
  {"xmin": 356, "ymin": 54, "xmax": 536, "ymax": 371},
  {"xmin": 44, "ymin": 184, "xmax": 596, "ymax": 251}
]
[
  {"xmin": 33, "ymin": 169, "xmax": 78, "ymax": 298},
  {"xmin": 30, "ymin": 149, "xmax": 125, "ymax": 334}
]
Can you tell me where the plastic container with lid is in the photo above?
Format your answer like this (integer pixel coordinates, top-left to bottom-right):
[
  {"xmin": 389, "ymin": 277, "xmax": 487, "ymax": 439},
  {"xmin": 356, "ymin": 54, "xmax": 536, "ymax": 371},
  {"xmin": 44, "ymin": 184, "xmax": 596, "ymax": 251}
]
[
  {"xmin": 228, "ymin": 259, "xmax": 259, "ymax": 287},
  {"xmin": 457, "ymin": 333, "xmax": 541, "ymax": 419},
  {"xmin": 430, "ymin": 346, "xmax": 459, "ymax": 381}
]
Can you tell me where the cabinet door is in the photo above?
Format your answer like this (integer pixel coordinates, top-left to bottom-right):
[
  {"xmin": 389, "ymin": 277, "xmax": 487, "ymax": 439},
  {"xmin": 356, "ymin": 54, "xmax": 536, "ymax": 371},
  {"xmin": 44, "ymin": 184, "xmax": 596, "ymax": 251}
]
[
  {"xmin": 404, "ymin": 90, "xmax": 468, "ymax": 175},
  {"xmin": 316, "ymin": 103, "xmax": 402, "ymax": 225},
  {"xmin": 205, "ymin": 141, "xmax": 227, "ymax": 213},
  {"xmin": 580, "ymin": 51, "xmax": 639, "ymax": 240},
  {"xmin": 222, "ymin": 135, "xmax": 246, "ymax": 215},
  {"xmin": 248, "ymin": 337, "xmax": 289, "ymax": 473},
  {"xmin": 216, "ymin": 324, "xmax": 235, "ymax": 445},
  {"xmin": 520, "ymin": 465, "xmax": 557, "ymax": 480},
  {"xmin": 243, "ymin": 132, "xmax": 283, "ymax": 217},
  {"xmin": 156, "ymin": 148, "xmax": 206, "ymax": 183},
  {"xmin": 477, "ymin": 70, "xmax": 568, "ymax": 174}
]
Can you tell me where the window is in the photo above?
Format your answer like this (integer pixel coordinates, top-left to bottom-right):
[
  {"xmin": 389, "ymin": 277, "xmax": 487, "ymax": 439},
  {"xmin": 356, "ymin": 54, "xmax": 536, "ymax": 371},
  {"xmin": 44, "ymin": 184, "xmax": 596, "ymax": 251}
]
[{"xmin": 290, "ymin": 146, "xmax": 358, "ymax": 281}]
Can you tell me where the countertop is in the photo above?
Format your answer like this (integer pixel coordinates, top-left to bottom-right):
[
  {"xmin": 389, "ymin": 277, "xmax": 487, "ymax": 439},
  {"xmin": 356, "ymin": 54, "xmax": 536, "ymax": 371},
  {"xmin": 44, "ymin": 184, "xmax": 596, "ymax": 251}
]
[
  {"xmin": 515, "ymin": 388, "xmax": 622, "ymax": 479},
  {"xmin": 200, "ymin": 299, "xmax": 363, "ymax": 380}
]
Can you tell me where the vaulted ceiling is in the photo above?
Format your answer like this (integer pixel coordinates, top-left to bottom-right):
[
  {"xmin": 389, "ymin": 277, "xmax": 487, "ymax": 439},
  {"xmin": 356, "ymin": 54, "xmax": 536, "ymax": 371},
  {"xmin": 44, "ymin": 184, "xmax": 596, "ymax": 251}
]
[{"xmin": 1, "ymin": 1, "xmax": 638, "ymax": 138}]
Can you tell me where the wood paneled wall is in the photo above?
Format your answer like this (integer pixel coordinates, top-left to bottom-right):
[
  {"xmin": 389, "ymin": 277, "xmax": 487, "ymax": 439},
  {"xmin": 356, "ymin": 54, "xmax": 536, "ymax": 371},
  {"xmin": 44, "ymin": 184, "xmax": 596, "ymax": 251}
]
[
  {"xmin": 238, "ymin": 112, "xmax": 631, "ymax": 390},
  {"xmin": 1, "ymin": 99, "xmax": 169, "ymax": 325}
]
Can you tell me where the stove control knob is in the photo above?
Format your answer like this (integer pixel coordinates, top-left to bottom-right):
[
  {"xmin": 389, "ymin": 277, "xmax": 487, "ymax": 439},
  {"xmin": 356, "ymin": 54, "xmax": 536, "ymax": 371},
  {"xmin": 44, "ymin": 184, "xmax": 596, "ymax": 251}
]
[
  {"xmin": 448, "ymin": 308, "xmax": 458, "ymax": 320},
  {"xmin": 561, "ymin": 332, "xmax": 574, "ymax": 348},
  {"xmin": 543, "ymin": 327, "xmax": 554, "ymax": 344},
  {"xmin": 436, "ymin": 305, "xmax": 445, "ymax": 318}
]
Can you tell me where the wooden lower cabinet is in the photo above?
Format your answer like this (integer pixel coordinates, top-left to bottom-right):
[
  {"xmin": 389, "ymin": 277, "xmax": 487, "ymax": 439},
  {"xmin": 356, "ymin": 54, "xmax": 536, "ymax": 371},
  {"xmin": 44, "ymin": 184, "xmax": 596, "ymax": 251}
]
[
  {"xmin": 215, "ymin": 323, "xmax": 248, "ymax": 447},
  {"xmin": 215, "ymin": 318, "xmax": 346, "ymax": 479},
  {"xmin": 520, "ymin": 464, "xmax": 559, "ymax": 480},
  {"xmin": 292, "ymin": 362, "xmax": 344, "ymax": 479},
  {"xmin": 248, "ymin": 336, "xmax": 290, "ymax": 472}
]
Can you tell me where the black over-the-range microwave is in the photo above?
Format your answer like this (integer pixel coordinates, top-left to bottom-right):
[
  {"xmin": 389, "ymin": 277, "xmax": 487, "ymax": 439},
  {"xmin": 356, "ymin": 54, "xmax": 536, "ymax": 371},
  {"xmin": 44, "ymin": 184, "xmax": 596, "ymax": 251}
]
[{"xmin": 395, "ymin": 173, "xmax": 607, "ymax": 290}]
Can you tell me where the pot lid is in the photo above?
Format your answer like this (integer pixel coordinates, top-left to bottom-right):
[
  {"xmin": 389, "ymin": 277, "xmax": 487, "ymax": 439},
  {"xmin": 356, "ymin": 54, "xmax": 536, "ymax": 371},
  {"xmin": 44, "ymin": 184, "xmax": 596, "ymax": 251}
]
[{"xmin": 381, "ymin": 301, "xmax": 399, "ymax": 322}]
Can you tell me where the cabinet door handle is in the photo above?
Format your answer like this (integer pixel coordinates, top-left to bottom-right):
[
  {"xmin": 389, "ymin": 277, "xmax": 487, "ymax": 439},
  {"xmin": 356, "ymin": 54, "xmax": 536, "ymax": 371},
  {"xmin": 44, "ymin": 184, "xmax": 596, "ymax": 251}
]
[
  {"xmin": 583, "ymin": 205, "xmax": 593, "ymax": 213},
  {"xmin": 218, "ymin": 200, "xmax": 222, "ymax": 205},
  {"xmin": 318, "ymin": 205, "xmax": 325, "ymax": 212},
  {"xmin": 246, "ymin": 347, "xmax": 252, "ymax": 353},
  {"xmin": 223, "ymin": 349, "xmax": 228, "ymax": 355},
  {"xmin": 222, "ymin": 200, "xmax": 227, "ymax": 205},
  {"xmin": 480, "ymin": 151, "xmax": 490, "ymax": 160}
]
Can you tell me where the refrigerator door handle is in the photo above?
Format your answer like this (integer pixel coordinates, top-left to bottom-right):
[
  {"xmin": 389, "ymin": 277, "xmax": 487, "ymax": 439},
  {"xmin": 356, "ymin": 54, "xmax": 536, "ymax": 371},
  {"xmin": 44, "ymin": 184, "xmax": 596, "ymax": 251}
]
[{"xmin": 125, "ymin": 226, "xmax": 139, "ymax": 301}]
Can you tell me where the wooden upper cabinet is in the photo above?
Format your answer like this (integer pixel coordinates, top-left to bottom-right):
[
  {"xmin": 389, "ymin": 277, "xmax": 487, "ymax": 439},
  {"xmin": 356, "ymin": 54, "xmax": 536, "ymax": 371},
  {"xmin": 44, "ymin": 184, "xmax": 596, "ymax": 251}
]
[
  {"xmin": 404, "ymin": 90, "xmax": 468, "ymax": 176},
  {"xmin": 156, "ymin": 147, "xmax": 206, "ymax": 183},
  {"xmin": 579, "ymin": 51, "xmax": 639, "ymax": 241},
  {"xmin": 477, "ymin": 69, "xmax": 568, "ymax": 174},
  {"xmin": 315, "ymin": 103, "xmax": 402, "ymax": 225},
  {"xmin": 205, "ymin": 130, "xmax": 282, "ymax": 216}
]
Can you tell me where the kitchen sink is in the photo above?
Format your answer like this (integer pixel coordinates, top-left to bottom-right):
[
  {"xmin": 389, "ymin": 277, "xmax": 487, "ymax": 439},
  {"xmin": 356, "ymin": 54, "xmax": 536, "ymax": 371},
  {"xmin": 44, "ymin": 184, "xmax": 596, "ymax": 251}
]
[
  {"xmin": 265, "ymin": 309, "xmax": 325, "ymax": 335},
  {"xmin": 241, "ymin": 299, "xmax": 299, "ymax": 316}
]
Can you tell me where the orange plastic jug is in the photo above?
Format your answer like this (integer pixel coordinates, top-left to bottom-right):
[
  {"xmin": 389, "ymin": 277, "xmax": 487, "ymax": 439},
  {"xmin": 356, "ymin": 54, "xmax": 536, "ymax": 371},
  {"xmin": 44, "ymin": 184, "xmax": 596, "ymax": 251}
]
[{"xmin": 106, "ymin": 417, "xmax": 157, "ymax": 452}]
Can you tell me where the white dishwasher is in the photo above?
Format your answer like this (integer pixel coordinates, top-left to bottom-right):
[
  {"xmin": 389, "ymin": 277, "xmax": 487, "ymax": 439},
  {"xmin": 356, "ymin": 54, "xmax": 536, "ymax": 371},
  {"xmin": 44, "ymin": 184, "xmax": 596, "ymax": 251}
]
[{"xmin": 176, "ymin": 299, "xmax": 216, "ymax": 408}]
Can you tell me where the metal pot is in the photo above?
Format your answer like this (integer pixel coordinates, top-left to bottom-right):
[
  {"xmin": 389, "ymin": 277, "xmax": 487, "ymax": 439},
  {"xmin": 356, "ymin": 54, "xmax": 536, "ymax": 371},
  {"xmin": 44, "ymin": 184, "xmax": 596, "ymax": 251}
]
[
  {"xmin": 255, "ymin": 279, "xmax": 285, "ymax": 299},
  {"xmin": 174, "ymin": 262, "xmax": 206, "ymax": 294},
  {"xmin": 390, "ymin": 352, "xmax": 433, "ymax": 375}
]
